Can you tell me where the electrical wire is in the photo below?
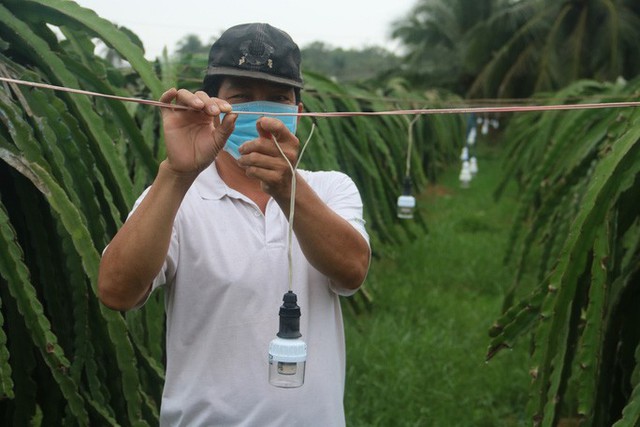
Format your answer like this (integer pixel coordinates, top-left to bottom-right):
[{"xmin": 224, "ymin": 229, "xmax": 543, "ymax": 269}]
[
  {"xmin": 405, "ymin": 115, "xmax": 420, "ymax": 179},
  {"xmin": 270, "ymin": 124, "xmax": 316, "ymax": 292},
  {"xmin": 3, "ymin": 76, "xmax": 640, "ymax": 117}
]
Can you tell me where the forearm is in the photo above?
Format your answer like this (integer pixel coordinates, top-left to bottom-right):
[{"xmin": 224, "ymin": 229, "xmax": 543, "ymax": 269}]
[
  {"xmin": 278, "ymin": 177, "xmax": 370, "ymax": 291},
  {"xmin": 236, "ymin": 118, "xmax": 369, "ymax": 289},
  {"xmin": 98, "ymin": 161, "xmax": 196, "ymax": 310}
]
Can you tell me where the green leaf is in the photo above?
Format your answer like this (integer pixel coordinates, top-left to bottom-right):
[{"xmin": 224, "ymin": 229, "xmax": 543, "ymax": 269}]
[
  {"xmin": 0, "ymin": 3, "xmax": 134, "ymax": 211},
  {"xmin": 612, "ymin": 353, "xmax": 640, "ymax": 427},
  {"xmin": 575, "ymin": 223, "xmax": 610, "ymax": 423},
  {"xmin": 17, "ymin": 0, "xmax": 163, "ymax": 98},
  {"xmin": 533, "ymin": 112, "xmax": 640, "ymax": 425},
  {"xmin": 0, "ymin": 198, "xmax": 88, "ymax": 424},
  {"xmin": 0, "ymin": 292, "xmax": 14, "ymax": 399}
]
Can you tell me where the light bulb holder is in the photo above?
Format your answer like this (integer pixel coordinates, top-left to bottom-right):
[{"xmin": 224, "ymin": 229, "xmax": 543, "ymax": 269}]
[
  {"xmin": 402, "ymin": 176, "xmax": 412, "ymax": 196},
  {"xmin": 277, "ymin": 291, "xmax": 301, "ymax": 339}
]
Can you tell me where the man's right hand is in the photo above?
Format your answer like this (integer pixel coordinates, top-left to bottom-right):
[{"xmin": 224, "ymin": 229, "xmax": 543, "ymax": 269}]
[
  {"xmin": 98, "ymin": 89, "xmax": 236, "ymax": 311},
  {"xmin": 159, "ymin": 88, "xmax": 237, "ymax": 176}
]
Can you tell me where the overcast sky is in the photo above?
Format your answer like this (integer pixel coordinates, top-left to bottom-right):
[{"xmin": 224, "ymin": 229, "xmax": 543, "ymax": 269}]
[{"xmin": 74, "ymin": 0, "xmax": 417, "ymax": 59}]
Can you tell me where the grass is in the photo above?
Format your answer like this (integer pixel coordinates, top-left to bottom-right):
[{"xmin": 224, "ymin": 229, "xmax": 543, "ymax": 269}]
[{"xmin": 343, "ymin": 142, "xmax": 535, "ymax": 426}]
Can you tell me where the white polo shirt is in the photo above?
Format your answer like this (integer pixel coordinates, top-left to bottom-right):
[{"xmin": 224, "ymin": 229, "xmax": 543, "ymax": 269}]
[{"xmin": 134, "ymin": 163, "xmax": 369, "ymax": 427}]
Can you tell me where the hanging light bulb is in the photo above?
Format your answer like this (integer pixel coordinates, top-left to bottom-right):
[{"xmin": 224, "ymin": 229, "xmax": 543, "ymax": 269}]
[
  {"xmin": 466, "ymin": 127, "xmax": 477, "ymax": 146},
  {"xmin": 396, "ymin": 176, "xmax": 416, "ymax": 219},
  {"xmin": 469, "ymin": 156, "xmax": 478, "ymax": 176},
  {"xmin": 459, "ymin": 160, "xmax": 472, "ymax": 188},
  {"xmin": 481, "ymin": 118, "xmax": 489, "ymax": 135},
  {"xmin": 269, "ymin": 291, "xmax": 306, "ymax": 388},
  {"xmin": 460, "ymin": 146, "xmax": 469, "ymax": 161},
  {"xmin": 397, "ymin": 195, "xmax": 416, "ymax": 219}
]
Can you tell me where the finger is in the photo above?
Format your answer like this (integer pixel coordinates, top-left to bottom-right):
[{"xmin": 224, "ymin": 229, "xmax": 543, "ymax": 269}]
[
  {"xmin": 239, "ymin": 136, "xmax": 280, "ymax": 157},
  {"xmin": 245, "ymin": 166, "xmax": 294, "ymax": 198},
  {"xmin": 255, "ymin": 118, "xmax": 299, "ymax": 162},
  {"xmin": 159, "ymin": 88, "xmax": 178, "ymax": 104},
  {"xmin": 193, "ymin": 91, "xmax": 233, "ymax": 117},
  {"xmin": 194, "ymin": 91, "xmax": 216, "ymax": 115},
  {"xmin": 238, "ymin": 150, "xmax": 285, "ymax": 171},
  {"xmin": 175, "ymin": 88, "xmax": 206, "ymax": 110},
  {"xmin": 244, "ymin": 166, "xmax": 284, "ymax": 182},
  {"xmin": 215, "ymin": 97, "xmax": 233, "ymax": 113},
  {"xmin": 212, "ymin": 113, "xmax": 237, "ymax": 150},
  {"xmin": 256, "ymin": 117, "xmax": 296, "ymax": 143},
  {"xmin": 214, "ymin": 98, "xmax": 233, "ymax": 127},
  {"xmin": 239, "ymin": 145, "xmax": 300, "ymax": 183}
]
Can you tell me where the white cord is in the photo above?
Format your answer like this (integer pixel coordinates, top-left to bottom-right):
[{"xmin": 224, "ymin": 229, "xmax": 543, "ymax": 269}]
[
  {"xmin": 405, "ymin": 115, "xmax": 420, "ymax": 178},
  {"xmin": 271, "ymin": 124, "xmax": 317, "ymax": 291}
]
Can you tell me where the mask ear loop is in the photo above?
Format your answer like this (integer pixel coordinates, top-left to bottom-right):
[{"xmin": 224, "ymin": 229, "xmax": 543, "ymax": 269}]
[{"xmin": 271, "ymin": 122, "xmax": 317, "ymax": 292}]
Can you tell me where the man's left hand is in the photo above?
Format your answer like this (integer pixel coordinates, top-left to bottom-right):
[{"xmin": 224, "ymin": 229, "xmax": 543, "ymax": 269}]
[{"xmin": 237, "ymin": 117, "xmax": 300, "ymax": 200}]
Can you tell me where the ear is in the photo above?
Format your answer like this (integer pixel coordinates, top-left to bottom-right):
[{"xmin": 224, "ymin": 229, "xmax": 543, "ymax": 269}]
[{"xmin": 296, "ymin": 102, "xmax": 303, "ymax": 127}]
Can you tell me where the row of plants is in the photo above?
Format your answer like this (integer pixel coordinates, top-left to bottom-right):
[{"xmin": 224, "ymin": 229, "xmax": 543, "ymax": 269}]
[
  {"xmin": 489, "ymin": 78, "xmax": 640, "ymax": 426},
  {"xmin": 0, "ymin": 1, "xmax": 464, "ymax": 424}
]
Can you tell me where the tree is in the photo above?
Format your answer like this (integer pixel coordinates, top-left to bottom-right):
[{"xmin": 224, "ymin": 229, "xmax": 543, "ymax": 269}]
[
  {"xmin": 392, "ymin": 0, "xmax": 640, "ymax": 98},
  {"xmin": 391, "ymin": 0, "xmax": 505, "ymax": 94},
  {"xmin": 300, "ymin": 42, "xmax": 400, "ymax": 83},
  {"xmin": 467, "ymin": 0, "xmax": 640, "ymax": 98},
  {"xmin": 175, "ymin": 34, "xmax": 207, "ymax": 56}
]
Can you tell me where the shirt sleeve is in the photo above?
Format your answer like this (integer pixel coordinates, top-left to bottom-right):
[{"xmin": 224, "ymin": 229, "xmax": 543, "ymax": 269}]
[{"xmin": 305, "ymin": 171, "xmax": 370, "ymax": 296}]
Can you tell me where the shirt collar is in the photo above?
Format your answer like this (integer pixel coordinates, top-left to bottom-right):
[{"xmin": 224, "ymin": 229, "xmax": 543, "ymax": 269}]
[
  {"xmin": 194, "ymin": 163, "xmax": 231, "ymax": 200},
  {"xmin": 194, "ymin": 162, "xmax": 311, "ymax": 202}
]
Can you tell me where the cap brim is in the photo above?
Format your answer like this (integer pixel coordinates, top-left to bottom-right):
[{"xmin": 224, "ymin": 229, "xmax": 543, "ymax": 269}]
[{"xmin": 206, "ymin": 66, "xmax": 304, "ymax": 89}]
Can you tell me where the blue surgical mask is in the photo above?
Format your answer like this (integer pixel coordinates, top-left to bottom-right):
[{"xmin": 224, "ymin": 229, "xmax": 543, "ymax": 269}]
[{"xmin": 222, "ymin": 101, "xmax": 298, "ymax": 159}]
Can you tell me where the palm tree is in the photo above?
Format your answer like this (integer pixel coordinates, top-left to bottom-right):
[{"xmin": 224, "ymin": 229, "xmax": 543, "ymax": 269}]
[
  {"xmin": 468, "ymin": 0, "xmax": 640, "ymax": 98},
  {"xmin": 393, "ymin": 0, "xmax": 640, "ymax": 99},
  {"xmin": 390, "ymin": 0, "xmax": 508, "ymax": 94}
]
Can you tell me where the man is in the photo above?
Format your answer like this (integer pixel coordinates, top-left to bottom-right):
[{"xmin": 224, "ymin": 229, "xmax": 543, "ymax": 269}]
[{"xmin": 98, "ymin": 23, "xmax": 370, "ymax": 426}]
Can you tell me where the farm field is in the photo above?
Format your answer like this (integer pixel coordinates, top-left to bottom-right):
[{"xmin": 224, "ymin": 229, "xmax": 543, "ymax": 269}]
[{"xmin": 344, "ymin": 142, "xmax": 533, "ymax": 426}]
